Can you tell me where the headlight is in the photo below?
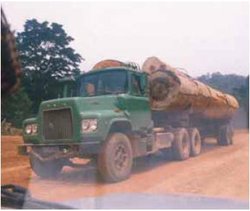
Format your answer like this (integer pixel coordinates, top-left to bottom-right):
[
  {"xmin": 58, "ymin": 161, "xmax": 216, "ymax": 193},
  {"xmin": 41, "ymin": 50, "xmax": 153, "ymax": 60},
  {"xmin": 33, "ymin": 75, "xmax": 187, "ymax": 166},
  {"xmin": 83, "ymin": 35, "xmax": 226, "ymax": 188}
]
[
  {"xmin": 81, "ymin": 119, "xmax": 97, "ymax": 132},
  {"xmin": 32, "ymin": 124, "xmax": 38, "ymax": 134},
  {"xmin": 25, "ymin": 125, "xmax": 32, "ymax": 134},
  {"xmin": 25, "ymin": 124, "xmax": 38, "ymax": 135}
]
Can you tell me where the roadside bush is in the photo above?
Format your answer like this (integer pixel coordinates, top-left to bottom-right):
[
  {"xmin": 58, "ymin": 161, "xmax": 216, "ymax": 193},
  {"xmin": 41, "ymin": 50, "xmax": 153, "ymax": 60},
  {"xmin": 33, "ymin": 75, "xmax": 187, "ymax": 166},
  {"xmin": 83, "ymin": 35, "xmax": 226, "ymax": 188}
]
[{"xmin": 1, "ymin": 120, "xmax": 23, "ymax": 135}]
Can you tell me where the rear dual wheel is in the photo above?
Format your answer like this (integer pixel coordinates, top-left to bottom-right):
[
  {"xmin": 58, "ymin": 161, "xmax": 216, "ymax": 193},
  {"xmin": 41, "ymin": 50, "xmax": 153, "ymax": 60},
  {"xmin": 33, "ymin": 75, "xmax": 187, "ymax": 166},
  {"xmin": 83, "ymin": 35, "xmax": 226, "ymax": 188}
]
[
  {"xmin": 188, "ymin": 128, "xmax": 202, "ymax": 156},
  {"xmin": 217, "ymin": 124, "xmax": 233, "ymax": 146},
  {"xmin": 172, "ymin": 128, "xmax": 191, "ymax": 160},
  {"xmin": 172, "ymin": 127, "xmax": 201, "ymax": 160}
]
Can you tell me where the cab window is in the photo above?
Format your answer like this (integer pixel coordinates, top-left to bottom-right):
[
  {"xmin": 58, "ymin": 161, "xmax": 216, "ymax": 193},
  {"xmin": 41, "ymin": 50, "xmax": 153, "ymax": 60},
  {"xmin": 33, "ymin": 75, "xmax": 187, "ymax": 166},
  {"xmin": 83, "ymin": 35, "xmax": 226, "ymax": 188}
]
[{"xmin": 131, "ymin": 74, "xmax": 142, "ymax": 96}]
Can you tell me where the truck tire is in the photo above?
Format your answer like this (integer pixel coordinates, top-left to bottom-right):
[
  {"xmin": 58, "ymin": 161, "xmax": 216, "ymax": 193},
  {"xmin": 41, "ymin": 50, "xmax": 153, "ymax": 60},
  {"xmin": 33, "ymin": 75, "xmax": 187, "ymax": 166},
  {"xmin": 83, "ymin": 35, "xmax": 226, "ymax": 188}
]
[
  {"xmin": 98, "ymin": 133, "xmax": 133, "ymax": 183},
  {"xmin": 30, "ymin": 155, "xmax": 63, "ymax": 178},
  {"xmin": 188, "ymin": 128, "xmax": 201, "ymax": 157},
  {"xmin": 172, "ymin": 128, "xmax": 190, "ymax": 160},
  {"xmin": 217, "ymin": 124, "xmax": 233, "ymax": 146}
]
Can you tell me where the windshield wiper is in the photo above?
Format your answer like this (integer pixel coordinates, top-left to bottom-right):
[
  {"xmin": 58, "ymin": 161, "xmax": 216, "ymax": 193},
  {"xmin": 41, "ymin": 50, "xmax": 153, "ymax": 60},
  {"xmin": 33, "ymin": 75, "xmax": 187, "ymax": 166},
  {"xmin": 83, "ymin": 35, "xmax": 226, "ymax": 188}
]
[{"xmin": 1, "ymin": 184, "xmax": 72, "ymax": 209}]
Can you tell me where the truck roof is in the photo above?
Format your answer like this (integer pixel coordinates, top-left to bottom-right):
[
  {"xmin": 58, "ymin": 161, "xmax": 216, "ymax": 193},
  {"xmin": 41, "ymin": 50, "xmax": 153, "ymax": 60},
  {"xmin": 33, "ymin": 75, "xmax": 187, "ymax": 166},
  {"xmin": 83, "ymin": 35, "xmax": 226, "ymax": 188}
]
[
  {"xmin": 60, "ymin": 67, "xmax": 145, "ymax": 83},
  {"xmin": 80, "ymin": 66, "xmax": 143, "ymax": 77}
]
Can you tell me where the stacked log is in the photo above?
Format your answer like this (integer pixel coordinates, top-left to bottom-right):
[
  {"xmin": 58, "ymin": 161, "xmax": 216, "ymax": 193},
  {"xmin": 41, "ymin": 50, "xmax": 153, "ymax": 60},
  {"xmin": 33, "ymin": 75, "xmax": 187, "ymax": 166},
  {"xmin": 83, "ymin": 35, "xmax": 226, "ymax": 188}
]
[
  {"xmin": 92, "ymin": 60, "xmax": 125, "ymax": 70},
  {"xmin": 142, "ymin": 57, "xmax": 239, "ymax": 120}
]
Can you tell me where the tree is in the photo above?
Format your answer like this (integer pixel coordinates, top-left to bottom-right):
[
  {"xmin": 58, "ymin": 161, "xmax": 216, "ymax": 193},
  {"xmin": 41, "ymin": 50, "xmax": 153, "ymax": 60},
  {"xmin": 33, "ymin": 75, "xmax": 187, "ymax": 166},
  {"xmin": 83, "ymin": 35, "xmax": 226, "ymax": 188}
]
[
  {"xmin": 16, "ymin": 19, "xmax": 83, "ymax": 113},
  {"xmin": 1, "ymin": 88, "xmax": 32, "ymax": 128}
]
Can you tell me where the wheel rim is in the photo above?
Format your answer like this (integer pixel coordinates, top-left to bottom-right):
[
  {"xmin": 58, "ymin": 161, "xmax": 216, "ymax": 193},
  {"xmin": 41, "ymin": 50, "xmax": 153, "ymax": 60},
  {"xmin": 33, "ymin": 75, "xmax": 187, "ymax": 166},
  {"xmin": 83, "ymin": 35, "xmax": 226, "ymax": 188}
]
[{"xmin": 114, "ymin": 144, "xmax": 129, "ymax": 170}]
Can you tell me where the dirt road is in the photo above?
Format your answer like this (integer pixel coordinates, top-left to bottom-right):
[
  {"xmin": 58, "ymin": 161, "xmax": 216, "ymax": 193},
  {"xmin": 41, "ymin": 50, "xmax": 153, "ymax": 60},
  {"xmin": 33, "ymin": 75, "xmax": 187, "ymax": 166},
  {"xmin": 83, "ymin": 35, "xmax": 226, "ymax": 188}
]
[{"xmin": 1, "ymin": 130, "xmax": 249, "ymax": 203}]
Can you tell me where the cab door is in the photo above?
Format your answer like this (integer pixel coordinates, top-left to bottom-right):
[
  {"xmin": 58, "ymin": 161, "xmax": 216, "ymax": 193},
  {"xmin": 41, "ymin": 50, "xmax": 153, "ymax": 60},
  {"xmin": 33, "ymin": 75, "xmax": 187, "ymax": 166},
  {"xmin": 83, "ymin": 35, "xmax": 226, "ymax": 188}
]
[{"xmin": 126, "ymin": 72, "xmax": 152, "ymax": 132}]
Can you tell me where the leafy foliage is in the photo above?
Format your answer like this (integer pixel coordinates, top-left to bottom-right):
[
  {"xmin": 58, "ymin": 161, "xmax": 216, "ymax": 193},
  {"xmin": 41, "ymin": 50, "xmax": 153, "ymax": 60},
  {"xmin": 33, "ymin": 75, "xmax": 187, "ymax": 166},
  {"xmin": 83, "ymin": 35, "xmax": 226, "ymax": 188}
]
[
  {"xmin": 1, "ymin": 88, "xmax": 32, "ymax": 128},
  {"xmin": 16, "ymin": 19, "xmax": 83, "ymax": 113}
]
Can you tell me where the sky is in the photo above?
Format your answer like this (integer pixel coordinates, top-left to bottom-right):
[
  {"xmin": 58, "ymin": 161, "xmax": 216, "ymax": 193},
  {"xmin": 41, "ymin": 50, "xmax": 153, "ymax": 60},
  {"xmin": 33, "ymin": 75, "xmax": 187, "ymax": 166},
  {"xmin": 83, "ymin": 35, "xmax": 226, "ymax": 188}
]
[{"xmin": 2, "ymin": 1, "xmax": 249, "ymax": 77}]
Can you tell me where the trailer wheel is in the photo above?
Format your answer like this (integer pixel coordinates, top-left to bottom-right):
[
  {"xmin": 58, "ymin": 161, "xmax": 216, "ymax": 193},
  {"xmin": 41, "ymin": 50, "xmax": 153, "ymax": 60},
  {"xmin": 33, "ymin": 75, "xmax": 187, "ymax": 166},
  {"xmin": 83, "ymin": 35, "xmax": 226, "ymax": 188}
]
[
  {"xmin": 217, "ymin": 124, "xmax": 233, "ymax": 146},
  {"xmin": 30, "ymin": 155, "xmax": 63, "ymax": 178},
  {"xmin": 188, "ymin": 128, "xmax": 202, "ymax": 157},
  {"xmin": 173, "ymin": 128, "xmax": 190, "ymax": 160},
  {"xmin": 98, "ymin": 133, "xmax": 133, "ymax": 183}
]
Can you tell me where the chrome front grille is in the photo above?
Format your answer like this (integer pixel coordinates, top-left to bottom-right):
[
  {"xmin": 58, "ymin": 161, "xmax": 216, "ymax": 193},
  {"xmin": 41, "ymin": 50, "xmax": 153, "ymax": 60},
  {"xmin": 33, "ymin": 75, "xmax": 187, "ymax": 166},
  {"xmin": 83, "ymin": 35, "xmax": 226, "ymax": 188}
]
[{"xmin": 43, "ymin": 108, "xmax": 73, "ymax": 140}]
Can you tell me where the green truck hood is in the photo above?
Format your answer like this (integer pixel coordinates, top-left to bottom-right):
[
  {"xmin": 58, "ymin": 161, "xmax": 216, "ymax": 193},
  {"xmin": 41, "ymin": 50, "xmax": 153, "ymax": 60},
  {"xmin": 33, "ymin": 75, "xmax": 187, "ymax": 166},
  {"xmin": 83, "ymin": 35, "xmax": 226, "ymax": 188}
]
[
  {"xmin": 27, "ymin": 95, "xmax": 125, "ymax": 144},
  {"xmin": 40, "ymin": 95, "xmax": 119, "ymax": 113}
]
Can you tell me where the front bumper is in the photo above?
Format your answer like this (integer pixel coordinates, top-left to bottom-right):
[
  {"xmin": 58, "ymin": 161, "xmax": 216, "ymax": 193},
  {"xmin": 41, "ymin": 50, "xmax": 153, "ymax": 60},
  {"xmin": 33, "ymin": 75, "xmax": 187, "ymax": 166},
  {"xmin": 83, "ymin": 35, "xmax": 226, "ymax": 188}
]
[{"xmin": 18, "ymin": 141, "xmax": 102, "ymax": 161}]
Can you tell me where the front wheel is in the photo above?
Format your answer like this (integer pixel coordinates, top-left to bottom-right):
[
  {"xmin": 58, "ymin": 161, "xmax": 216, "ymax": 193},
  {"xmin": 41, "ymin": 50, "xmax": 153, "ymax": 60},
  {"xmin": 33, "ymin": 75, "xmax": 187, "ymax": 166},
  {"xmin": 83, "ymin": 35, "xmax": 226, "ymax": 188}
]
[
  {"xmin": 97, "ymin": 133, "xmax": 133, "ymax": 183},
  {"xmin": 30, "ymin": 155, "xmax": 63, "ymax": 178}
]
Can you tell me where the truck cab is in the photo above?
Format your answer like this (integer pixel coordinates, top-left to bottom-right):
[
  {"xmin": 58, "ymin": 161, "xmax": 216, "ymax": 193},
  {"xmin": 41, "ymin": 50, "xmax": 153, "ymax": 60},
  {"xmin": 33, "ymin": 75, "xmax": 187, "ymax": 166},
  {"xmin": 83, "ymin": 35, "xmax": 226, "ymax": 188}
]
[{"xmin": 19, "ymin": 64, "xmax": 200, "ymax": 182}]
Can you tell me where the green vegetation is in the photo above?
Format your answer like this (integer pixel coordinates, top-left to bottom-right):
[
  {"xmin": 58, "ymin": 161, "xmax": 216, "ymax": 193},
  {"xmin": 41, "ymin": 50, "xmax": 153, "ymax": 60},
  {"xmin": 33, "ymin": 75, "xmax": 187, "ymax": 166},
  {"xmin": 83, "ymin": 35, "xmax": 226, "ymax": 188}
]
[
  {"xmin": 16, "ymin": 19, "xmax": 83, "ymax": 113},
  {"xmin": 1, "ymin": 88, "xmax": 32, "ymax": 128},
  {"xmin": 1, "ymin": 19, "xmax": 83, "ymax": 129}
]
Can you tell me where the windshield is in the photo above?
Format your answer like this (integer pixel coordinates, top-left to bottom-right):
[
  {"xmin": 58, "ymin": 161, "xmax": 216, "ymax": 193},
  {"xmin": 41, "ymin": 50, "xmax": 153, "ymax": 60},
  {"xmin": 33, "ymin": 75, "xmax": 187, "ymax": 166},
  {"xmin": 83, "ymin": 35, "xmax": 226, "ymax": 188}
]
[{"xmin": 79, "ymin": 70, "xmax": 128, "ymax": 97}]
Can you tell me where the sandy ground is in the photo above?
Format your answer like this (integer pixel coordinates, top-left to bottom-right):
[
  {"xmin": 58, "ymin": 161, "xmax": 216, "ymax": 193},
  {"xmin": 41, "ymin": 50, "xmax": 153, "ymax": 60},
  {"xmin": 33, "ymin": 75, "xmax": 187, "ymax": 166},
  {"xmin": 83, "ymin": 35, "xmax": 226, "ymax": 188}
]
[{"xmin": 1, "ymin": 130, "xmax": 249, "ymax": 203}]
